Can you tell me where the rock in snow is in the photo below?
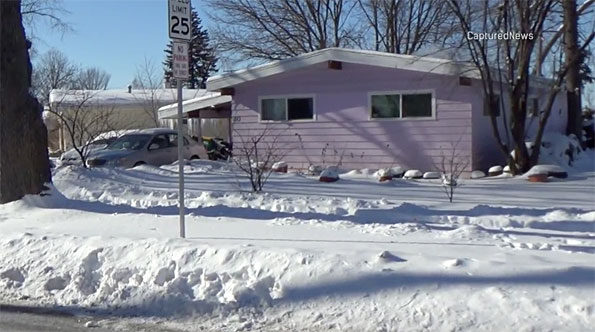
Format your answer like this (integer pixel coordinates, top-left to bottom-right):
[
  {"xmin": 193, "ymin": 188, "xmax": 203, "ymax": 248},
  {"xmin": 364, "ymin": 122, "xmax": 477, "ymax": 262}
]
[
  {"xmin": 423, "ymin": 171, "xmax": 441, "ymax": 179},
  {"xmin": 376, "ymin": 168, "xmax": 393, "ymax": 182},
  {"xmin": 471, "ymin": 170, "xmax": 486, "ymax": 179},
  {"xmin": 488, "ymin": 165, "xmax": 503, "ymax": 176},
  {"xmin": 525, "ymin": 164, "xmax": 568, "ymax": 179},
  {"xmin": 319, "ymin": 166, "xmax": 340, "ymax": 182},
  {"xmin": 272, "ymin": 161, "xmax": 288, "ymax": 173},
  {"xmin": 403, "ymin": 170, "xmax": 423, "ymax": 179}
]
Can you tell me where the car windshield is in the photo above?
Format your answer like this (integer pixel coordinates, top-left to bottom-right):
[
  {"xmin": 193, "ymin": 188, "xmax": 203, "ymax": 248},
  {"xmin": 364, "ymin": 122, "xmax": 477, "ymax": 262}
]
[{"xmin": 106, "ymin": 134, "xmax": 151, "ymax": 151}]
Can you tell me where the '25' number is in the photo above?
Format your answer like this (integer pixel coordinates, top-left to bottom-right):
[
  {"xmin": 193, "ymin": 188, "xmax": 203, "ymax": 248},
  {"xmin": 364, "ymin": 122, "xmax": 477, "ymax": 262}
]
[{"xmin": 171, "ymin": 16, "xmax": 189, "ymax": 35}]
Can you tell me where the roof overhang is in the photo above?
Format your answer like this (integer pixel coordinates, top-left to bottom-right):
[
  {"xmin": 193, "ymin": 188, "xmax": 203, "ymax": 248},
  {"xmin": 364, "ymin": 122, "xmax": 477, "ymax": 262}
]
[
  {"xmin": 206, "ymin": 48, "xmax": 479, "ymax": 91},
  {"xmin": 158, "ymin": 94, "xmax": 232, "ymax": 119},
  {"xmin": 206, "ymin": 47, "xmax": 556, "ymax": 91}
]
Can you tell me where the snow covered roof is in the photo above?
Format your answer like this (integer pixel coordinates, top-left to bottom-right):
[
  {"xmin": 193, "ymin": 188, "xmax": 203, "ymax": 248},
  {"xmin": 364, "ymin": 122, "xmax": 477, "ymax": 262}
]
[
  {"xmin": 158, "ymin": 93, "xmax": 231, "ymax": 119},
  {"xmin": 207, "ymin": 48, "xmax": 479, "ymax": 90},
  {"xmin": 49, "ymin": 88, "xmax": 210, "ymax": 109},
  {"xmin": 207, "ymin": 47, "xmax": 554, "ymax": 90}
]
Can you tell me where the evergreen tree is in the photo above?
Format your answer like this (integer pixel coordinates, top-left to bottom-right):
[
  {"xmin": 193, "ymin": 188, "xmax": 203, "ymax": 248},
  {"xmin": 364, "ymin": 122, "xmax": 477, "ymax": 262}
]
[{"xmin": 163, "ymin": 8, "xmax": 217, "ymax": 89}]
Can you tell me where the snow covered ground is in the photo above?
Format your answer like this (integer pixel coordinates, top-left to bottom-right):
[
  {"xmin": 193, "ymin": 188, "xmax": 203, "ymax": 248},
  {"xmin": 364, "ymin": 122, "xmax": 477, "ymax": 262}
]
[{"xmin": 1, "ymin": 154, "xmax": 594, "ymax": 331}]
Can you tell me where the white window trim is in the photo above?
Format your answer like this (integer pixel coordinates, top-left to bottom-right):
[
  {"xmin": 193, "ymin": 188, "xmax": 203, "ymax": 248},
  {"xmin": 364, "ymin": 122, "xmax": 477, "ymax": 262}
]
[
  {"xmin": 258, "ymin": 94, "xmax": 317, "ymax": 123},
  {"xmin": 368, "ymin": 89, "xmax": 436, "ymax": 121}
]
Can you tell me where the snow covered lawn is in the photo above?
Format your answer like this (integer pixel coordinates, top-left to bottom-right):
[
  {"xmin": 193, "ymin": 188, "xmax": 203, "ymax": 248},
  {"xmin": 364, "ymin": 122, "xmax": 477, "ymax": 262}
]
[{"xmin": 1, "ymin": 160, "xmax": 594, "ymax": 331}]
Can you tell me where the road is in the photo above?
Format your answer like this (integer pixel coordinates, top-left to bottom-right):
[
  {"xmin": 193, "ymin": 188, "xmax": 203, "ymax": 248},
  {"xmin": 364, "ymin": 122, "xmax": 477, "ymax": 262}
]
[{"xmin": 0, "ymin": 304, "xmax": 184, "ymax": 332}]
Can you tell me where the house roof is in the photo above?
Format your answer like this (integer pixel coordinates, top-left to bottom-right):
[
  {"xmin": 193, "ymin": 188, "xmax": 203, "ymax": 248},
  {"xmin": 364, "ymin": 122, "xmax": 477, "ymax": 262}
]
[
  {"xmin": 49, "ymin": 88, "xmax": 209, "ymax": 109},
  {"xmin": 206, "ymin": 48, "xmax": 479, "ymax": 90},
  {"xmin": 158, "ymin": 93, "xmax": 231, "ymax": 119},
  {"xmin": 207, "ymin": 47, "xmax": 555, "ymax": 90}
]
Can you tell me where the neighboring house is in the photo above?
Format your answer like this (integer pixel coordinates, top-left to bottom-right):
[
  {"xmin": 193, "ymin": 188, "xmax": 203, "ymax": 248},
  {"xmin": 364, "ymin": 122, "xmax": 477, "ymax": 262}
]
[
  {"xmin": 48, "ymin": 87, "xmax": 209, "ymax": 153},
  {"xmin": 161, "ymin": 48, "xmax": 567, "ymax": 172}
]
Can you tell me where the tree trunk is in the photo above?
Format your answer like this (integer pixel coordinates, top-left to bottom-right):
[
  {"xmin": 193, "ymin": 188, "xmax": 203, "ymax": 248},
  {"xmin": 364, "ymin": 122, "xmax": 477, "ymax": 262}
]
[
  {"xmin": 0, "ymin": 0, "xmax": 51, "ymax": 203},
  {"xmin": 563, "ymin": 0, "xmax": 582, "ymax": 140},
  {"xmin": 510, "ymin": 91, "xmax": 530, "ymax": 173}
]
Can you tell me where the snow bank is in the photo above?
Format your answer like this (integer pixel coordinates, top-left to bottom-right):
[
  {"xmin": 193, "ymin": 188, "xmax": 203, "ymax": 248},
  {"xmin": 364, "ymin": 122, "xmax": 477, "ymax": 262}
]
[{"xmin": 0, "ymin": 234, "xmax": 290, "ymax": 316}]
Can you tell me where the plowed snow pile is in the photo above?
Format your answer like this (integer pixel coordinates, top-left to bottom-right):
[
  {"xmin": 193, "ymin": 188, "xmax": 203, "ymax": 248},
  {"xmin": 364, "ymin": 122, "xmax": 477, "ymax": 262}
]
[{"xmin": 1, "ymin": 159, "xmax": 594, "ymax": 331}]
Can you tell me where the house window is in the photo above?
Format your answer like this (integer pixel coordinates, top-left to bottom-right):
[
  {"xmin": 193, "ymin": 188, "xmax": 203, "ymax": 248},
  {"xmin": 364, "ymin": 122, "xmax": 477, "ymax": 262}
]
[
  {"xmin": 403, "ymin": 93, "xmax": 432, "ymax": 117},
  {"xmin": 370, "ymin": 92, "xmax": 433, "ymax": 119},
  {"xmin": 483, "ymin": 94, "xmax": 501, "ymax": 117},
  {"xmin": 260, "ymin": 96, "xmax": 314, "ymax": 121},
  {"xmin": 371, "ymin": 94, "xmax": 400, "ymax": 118}
]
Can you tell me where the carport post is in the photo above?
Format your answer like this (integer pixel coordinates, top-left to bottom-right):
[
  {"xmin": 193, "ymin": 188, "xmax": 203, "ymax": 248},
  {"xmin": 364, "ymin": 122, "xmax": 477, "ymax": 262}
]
[{"xmin": 177, "ymin": 79, "xmax": 185, "ymax": 238}]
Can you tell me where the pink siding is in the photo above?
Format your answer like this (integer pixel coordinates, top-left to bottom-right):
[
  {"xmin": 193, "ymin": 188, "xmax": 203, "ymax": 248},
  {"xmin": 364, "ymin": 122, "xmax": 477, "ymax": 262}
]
[{"xmin": 231, "ymin": 62, "xmax": 475, "ymax": 172}]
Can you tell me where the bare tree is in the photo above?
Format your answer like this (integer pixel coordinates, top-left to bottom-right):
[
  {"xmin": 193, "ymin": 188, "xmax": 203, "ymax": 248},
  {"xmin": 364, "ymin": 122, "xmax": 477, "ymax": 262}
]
[
  {"xmin": 32, "ymin": 48, "xmax": 78, "ymax": 106},
  {"xmin": 533, "ymin": 0, "xmax": 594, "ymax": 76},
  {"xmin": 208, "ymin": 0, "xmax": 360, "ymax": 62},
  {"xmin": 357, "ymin": 0, "xmax": 452, "ymax": 54},
  {"xmin": 21, "ymin": 0, "xmax": 71, "ymax": 38},
  {"xmin": 232, "ymin": 126, "xmax": 287, "ymax": 192},
  {"xmin": 49, "ymin": 91, "xmax": 122, "ymax": 167},
  {"xmin": 76, "ymin": 67, "xmax": 111, "ymax": 90},
  {"xmin": 434, "ymin": 138, "xmax": 469, "ymax": 203},
  {"xmin": 446, "ymin": 0, "xmax": 583, "ymax": 174},
  {"xmin": 131, "ymin": 58, "xmax": 166, "ymax": 126}
]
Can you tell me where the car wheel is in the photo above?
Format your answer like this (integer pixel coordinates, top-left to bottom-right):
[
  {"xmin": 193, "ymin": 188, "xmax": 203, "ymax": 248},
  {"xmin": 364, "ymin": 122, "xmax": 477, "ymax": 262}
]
[
  {"xmin": 190, "ymin": 155, "xmax": 200, "ymax": 160},
  {"xmin": 133, "ymin": 161, "xmax": 146, "ymax": 167}
]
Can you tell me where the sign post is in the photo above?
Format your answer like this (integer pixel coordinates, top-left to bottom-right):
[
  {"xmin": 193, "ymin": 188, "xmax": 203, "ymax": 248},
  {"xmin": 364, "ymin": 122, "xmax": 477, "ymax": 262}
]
[{"xmin": 168, "ymin": 0, "xmax": 191, "ymax": 238}]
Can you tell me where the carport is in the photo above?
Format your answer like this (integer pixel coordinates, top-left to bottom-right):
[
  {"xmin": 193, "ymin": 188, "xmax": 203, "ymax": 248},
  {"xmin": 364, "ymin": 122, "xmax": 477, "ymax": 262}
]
[{"xmin": 158, "ymin": 93, "xmax": 232, "ymax": 143}]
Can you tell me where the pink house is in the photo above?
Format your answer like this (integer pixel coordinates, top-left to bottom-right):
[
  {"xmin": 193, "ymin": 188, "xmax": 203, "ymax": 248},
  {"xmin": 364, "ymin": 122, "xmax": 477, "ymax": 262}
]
[{"xmin": 204, "ymin": 48, "xmax": 566, "ymax": 172}]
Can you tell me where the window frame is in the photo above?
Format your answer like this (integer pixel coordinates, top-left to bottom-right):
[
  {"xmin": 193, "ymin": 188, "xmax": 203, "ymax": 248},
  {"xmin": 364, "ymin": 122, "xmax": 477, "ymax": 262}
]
[
  {"xmin": 368, "ymin": 89, "xmax": 436, "ymax": 121},
  {"xmin": 258, "ymin": 94, "xmax": 317, "ymax": 123}
]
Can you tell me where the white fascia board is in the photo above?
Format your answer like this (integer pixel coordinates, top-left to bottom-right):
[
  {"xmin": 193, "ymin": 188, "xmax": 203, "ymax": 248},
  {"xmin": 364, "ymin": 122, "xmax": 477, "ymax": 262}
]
[
  {"xmin": 158, "ymin": 94, "xmax": 231, "ymax": 119},
  {"xmin": 206, "ymin": 47, "xmax": 554, "ymax": 91},
  {"xmin": 206, "ymin": 48, "xmax": 480, "ymax": 90}
]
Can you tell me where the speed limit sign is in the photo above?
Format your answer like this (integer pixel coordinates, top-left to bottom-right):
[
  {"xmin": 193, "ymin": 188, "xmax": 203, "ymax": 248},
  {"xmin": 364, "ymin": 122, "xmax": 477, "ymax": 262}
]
[{"xmin": 168, "ymin": 0, "xmax": 191, "ymax": 40}]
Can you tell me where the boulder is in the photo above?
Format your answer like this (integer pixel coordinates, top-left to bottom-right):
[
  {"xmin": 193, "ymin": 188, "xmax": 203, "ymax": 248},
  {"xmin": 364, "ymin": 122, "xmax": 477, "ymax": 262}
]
[
  {"xmin": 528, "ymin": 173, "xmax": 548, "ymax": 182},
  {"xmin": 390, "ymin": 166, "xmax": 405, "ymax": 178},
  {"xmin": 403, "ymin": 169, "xmax": 423, "ymax": 179},
  {"xmin": 272, "ymin": 161, "xmax": 288, "ymax": 173},
  {"xmin": 488, "ymin": 165, "xmax": 503, "ymax": 176},
  {"xmin": 471, "ymin": 170, "xmax": 486, "ymax": 179},
  {"xmin": 319, "ymin": 166, "xmax": 340, "ymax": 182},
  {"xmin": 525, "ymin": 164, "xmax": 568, "ymax": 179},
  {"xmin": 423, "ymin": 171, "xmax": 441, "ymax": 179},
  {"xmin": 376, "ymin": 168, "xmax": 393, "ymax": 182}
]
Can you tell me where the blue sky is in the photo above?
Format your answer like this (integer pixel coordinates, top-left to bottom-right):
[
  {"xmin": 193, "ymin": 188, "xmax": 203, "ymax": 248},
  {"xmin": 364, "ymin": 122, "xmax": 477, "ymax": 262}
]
[
  {"xmin": 29, "ymin": 0, "xmax": 593, "ymax": 107},
  {"xmin": 30, "ymin": 0, "xmax": 210, "ymax": 89}
]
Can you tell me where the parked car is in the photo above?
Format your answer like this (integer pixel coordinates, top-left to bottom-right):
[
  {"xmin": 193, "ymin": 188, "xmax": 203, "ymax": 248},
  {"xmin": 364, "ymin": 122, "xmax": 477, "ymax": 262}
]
[
  {"xmin": 60, "ymin": 132, "xmax": 122, "ymax": 164},
  {"xmin": 86, "ymin": 128, "xmax": 208, "ymax": 168}
]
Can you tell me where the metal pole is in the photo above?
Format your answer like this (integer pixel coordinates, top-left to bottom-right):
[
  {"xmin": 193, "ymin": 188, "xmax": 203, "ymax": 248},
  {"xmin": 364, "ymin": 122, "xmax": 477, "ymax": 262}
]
[{"xmin": 177, "ymin": 79, "xmax": 185, "ymax": 238}]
